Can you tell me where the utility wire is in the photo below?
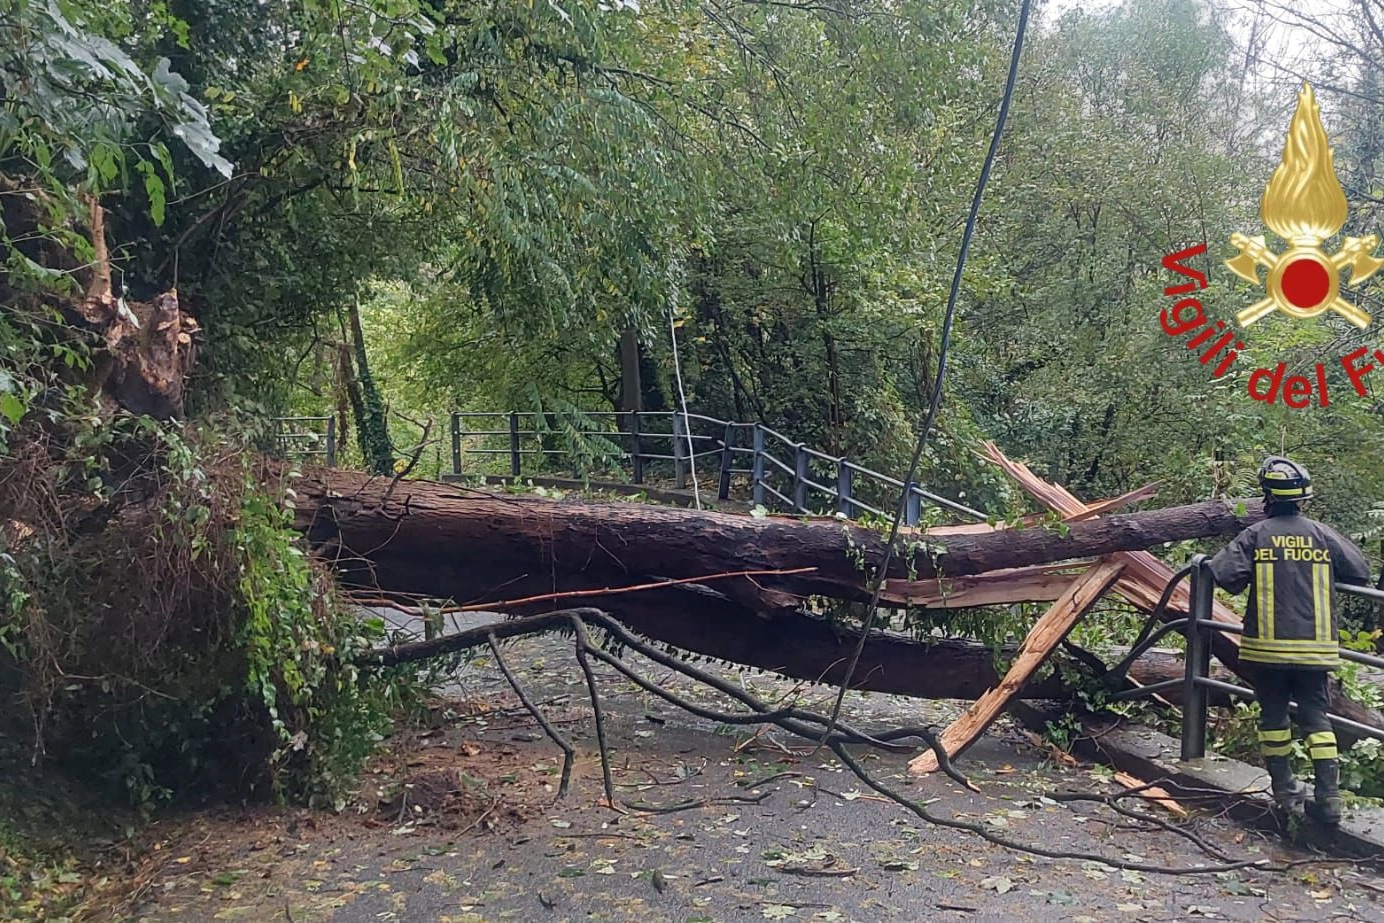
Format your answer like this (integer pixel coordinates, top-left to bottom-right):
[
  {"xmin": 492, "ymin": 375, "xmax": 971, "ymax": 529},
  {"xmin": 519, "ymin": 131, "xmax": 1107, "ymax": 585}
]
[
  {"xmin": 669, "ymin": 309, "xmax": 702, "ymax": 509},
  {"xmin": 667, "ymin": 258, "xmax": 702, "ymax": 510},
  {"xmin": 816, "ymin": 0, "xmax": 1034, "ymax": 748}
]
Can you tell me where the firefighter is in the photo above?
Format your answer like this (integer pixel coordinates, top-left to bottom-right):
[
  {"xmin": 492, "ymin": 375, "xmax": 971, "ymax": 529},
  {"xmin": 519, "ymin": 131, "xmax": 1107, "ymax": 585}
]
[{"xmin": 1206, "ymin": 456, "xmax": 1371, "ymax": 826}]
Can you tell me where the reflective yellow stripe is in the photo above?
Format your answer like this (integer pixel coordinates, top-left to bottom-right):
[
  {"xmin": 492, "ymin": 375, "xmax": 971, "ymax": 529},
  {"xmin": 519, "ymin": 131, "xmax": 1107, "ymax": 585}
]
[
  {"xmin": 1257, "ymin": 561, "xmax": 1275, "ymax": 642},
  {"xmin": 1307, "ymin": 731, "xmax": 1338, "ymax": 760},
  {"xmin": 1240, "ymin": 638, "xmax": 1340, "ymax": 653},
  {"xmin": 1259, "ymin": 728, "xmax": 1291, "ymax": 742},
  {"xmin": 1241, "ymin": 649, "xmax": 1339, "ymax": 662},
  {"xmin": 1261, "ymin": 742, "xmax": 1295, "ymax": 756},
  {"xmin": 1259, "ymin": 729, "xmax": 1294, "ymax": 754},
  {"xmin": 1314, "ymin": 562, "xmax": 1331, "ymax": 644},
  {"xmin": 1240, "ymin": 647, "xmax": 1340, "ymax": 666}
]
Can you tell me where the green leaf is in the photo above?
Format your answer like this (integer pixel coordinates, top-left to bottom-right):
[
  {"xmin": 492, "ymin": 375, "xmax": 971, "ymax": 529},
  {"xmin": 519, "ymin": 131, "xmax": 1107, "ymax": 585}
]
[
  {"xmin": 137, "ymin": 161, "xmax": 166, "ymax": 226},
  {"xmin": 0, "ymin": 392, "xmax": 25, "ymax": 425}
]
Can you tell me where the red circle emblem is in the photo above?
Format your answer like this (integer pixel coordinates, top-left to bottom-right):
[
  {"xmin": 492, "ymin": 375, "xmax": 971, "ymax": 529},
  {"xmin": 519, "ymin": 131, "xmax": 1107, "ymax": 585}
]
[{"xmin": 1280, "ymin": 257, "xmax": 1331, "ymax": 309}]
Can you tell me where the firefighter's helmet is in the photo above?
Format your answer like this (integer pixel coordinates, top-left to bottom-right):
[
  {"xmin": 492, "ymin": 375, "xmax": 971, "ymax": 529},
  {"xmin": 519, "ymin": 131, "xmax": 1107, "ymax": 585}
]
[{"xmin": 1259, "ymin": 455, "xmax": 1313, "ymax": 502}]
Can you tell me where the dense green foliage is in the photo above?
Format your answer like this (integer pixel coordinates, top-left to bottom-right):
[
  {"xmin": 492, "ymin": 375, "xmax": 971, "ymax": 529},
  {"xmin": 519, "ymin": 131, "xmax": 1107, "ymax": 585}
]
[{"xmin": 5, "ymin": 0, "xmax": 1384, "ymax": 812}]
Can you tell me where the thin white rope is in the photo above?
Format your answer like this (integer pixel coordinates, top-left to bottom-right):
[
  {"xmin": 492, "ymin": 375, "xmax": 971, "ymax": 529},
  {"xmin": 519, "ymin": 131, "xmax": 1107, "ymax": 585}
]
[{"xmin": 668, "ymin": 306, "xmax": 702, "ymax": 510}]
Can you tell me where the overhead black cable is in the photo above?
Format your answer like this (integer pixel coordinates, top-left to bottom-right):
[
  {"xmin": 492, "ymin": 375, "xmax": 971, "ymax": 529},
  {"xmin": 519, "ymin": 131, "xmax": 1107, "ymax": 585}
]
[{"xmin": 816, "ymin": 0, "xmax": 1035, "ymax": 747}]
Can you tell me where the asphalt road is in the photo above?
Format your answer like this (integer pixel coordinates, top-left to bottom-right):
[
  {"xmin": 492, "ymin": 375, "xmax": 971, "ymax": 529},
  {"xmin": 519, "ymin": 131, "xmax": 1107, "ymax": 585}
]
[{"xmin": 127, "ymin": 612, "xmax": 1384, "ymax": 923}]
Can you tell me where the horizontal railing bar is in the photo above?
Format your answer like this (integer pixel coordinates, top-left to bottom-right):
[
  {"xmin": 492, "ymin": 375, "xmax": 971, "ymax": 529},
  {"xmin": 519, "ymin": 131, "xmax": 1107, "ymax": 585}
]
[
  {"xmin": 799, "ymin": 476, "xmax": 836, "ymax": 495},
  {"xmin": 761, "ymin": 483, "xmax": 794, "ymax": 507},
  {"xmin": 1109, "ymin": 678, "xmax": 1184, "ymax": 701},
  {"xmin": 1195, "ymin": 619, "xmax": 1243, "ymax": 634},
  {"xmin": 800, "ymin": 445, "xmax": 838, "ymax": 463},
  {"xmin": 1343, "ymin": 648, "xmax": 1384, "ymax": 669},
  {"xmin": 455, "ymin": 412, "xmax": 538, "ymax": 418},
  {"xmin": 1195, "ymin": 677, "xmax": 1254, "ymax": 698},
  {"xmin": 683, "ymin": 412, "xmax": 732, "ymax": 425},
  {"xmin": 1191, "ymin": 677, "xmax": 1384, "ymax": 741},
  {"xmin": 1338, "ymin": 583, "xmax": 1384, "ymax": 605},
  {"xmin": 757, "ymin": 425, "xmax": 798, "ymax": 447},
  {"xmin": 1323, "ymin": 712, "xmax": 1384, "ymax": 740},
  {"xmin": 908, "ymin": 486, "xmax": 987, "ymax": 520},
  {"xmin": 761, "ymin": 454, "xmax": 795, "ymax": 476}
]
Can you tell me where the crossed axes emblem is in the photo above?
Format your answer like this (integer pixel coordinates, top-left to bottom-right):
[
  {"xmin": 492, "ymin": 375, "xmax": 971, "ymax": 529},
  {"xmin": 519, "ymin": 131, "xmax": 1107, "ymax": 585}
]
[{"xmin": 1226, "ymin": 232, "xmax": 1384, "ymax": 330}]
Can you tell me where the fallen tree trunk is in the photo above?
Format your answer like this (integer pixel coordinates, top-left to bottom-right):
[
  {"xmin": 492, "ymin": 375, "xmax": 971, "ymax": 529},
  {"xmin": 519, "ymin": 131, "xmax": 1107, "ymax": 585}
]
[
  {"xmin": 360, "ymin": 561, "xmax": 1236, "ymax": 705},
  {"xmin": 367, "ymin": 590, "xmax": 1231, "ymax": 705},
  {"xmin": 298, "ymin": 469, "xmax": 1384, "ymax": 738},
  {"xmin": 297, "ymin": 469, "xmax": 1263, "ymax": 606}
]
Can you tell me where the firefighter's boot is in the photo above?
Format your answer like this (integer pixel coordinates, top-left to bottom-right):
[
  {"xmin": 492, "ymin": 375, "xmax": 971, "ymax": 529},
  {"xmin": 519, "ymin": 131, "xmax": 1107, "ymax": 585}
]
[
  {"xmin": 1306, "ymin": 759, "xmax": 1343, "ymax": 826},
  {"xmin": 1265, "ymin": 755, "xmax": 1307, "ymax": 809}
]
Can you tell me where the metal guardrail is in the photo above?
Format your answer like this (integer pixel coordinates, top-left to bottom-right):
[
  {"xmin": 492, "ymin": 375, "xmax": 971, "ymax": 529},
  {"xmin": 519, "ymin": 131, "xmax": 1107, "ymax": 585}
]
[
  {"xmin": 1120, "ymin": 555, "xmax": 1384, "ymax": 760},
  {"xmin": 275, "ymin": 415, "xmax": 336, "ymax": 466},
  {"xmin": 446, "ymin": 410, "xmax": 986, "ymax": 524}
]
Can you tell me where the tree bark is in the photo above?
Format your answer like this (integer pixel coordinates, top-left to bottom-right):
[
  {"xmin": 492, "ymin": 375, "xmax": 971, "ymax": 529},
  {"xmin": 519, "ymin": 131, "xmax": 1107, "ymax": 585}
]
[
  {"xmin": 618, "ymin": 328, "xmax": 642, "ymax": 414},
  {"xmin": 297, "ymin": 468, "xmax": 1265, "ymax": 607},
  {"xmin": 344, "ymin": 297, "xmax": 393, "ymax": 475}
]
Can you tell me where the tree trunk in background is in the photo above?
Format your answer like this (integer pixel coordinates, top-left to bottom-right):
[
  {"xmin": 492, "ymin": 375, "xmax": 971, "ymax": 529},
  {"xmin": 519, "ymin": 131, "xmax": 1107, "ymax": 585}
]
[
  {"xmin": 618, "ymin": 328, "xmax": 642, "ymax": 413},
  {"xmin": 345, "ymin": 297, "xmax": 394, "ymax": 475}
]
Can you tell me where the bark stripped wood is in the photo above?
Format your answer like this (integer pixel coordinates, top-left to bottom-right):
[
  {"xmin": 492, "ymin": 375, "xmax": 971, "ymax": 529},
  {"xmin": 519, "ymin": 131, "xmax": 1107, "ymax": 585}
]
[
  {"xmin": 1114, "ymin": 771, "xmax": 1189, "ymax": 819},
  {"xmin": 881, "ymin": 562, "xmax": 1093, "ymax": 608},
  {"xmin": 2, "ymin": 180, "xmax": 199, "ymax": 419},
  {"xmin": 909, "ymin": 557, "xmax": 1126, "ymax": 774}
]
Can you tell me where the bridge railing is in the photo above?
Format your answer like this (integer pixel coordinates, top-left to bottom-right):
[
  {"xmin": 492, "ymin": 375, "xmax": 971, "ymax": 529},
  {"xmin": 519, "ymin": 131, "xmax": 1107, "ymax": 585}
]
[
  {"xmin": 275, "ymin": 415, "xmax": 336, "ymax": 466},
  {"xmin": 447, "ymin": 410, "xmax": 985, "ymax": 524}
]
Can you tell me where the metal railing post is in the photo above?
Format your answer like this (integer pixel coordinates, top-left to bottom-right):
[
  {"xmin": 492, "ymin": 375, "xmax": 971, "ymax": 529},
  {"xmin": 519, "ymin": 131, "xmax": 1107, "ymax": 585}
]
[
  {"xmin": 904, "ymin": 482, "xmax": 922, "ymax": 527},
  {"xmin": 718, "ymin": 422, "xmax": 735, "ymax": 501},
  {"xmin": 1181, "ymin": 554, "xmax": 1214, "ymax": 761},
  {"xmin": 508, "ymin": 411, "xmax": 521, "ymax": 477},
  {"xmin": 836, "ymin": 460, "xmax": 854, "ymax": 517},
  {"xmin": 793, "ymin": 445, "xmax": 809, "ymax": 512},
  {"xmin": 752, "ymin": 424, "xmax": 766, "ymax": 508},
  {"xmin": 629, "ymin": 412, "xmax": 644, "ymax": 484},
  {"xmin": 450, "ymin": 412, "xmax": 462, "ymax": 476},
  {"xmin": 672, "ymin": 412, "xmax": 688, "ymax": 489},
  {"xmin": 325, "ymin": 416, "xmax": 336, "ymax": 468}
]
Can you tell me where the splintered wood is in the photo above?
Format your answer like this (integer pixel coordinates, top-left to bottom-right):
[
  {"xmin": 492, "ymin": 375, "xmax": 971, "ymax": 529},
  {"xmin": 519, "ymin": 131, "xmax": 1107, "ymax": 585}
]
[
  {"xmin": 979, "ymin": 441, "xmax": 1247, "ymax": 643},
  {"xmin": 908, "ymin": 558, "xmax": 1125, "ymax": 775},
  {"xmin": 909, "ymin": 443, "xmax": 1257, "ymax": 777}
]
